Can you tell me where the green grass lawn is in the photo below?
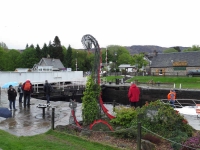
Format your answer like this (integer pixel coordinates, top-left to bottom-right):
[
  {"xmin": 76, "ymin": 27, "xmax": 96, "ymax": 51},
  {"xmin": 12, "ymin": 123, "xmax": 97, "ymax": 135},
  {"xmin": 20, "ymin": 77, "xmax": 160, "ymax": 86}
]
[
  {"xmin": 0, "ymin": 129, "xmax": 120, "ymax": 150},
  {"xmin": 103, "ymin": 75, "xmax": 200, "ymax": 89}
]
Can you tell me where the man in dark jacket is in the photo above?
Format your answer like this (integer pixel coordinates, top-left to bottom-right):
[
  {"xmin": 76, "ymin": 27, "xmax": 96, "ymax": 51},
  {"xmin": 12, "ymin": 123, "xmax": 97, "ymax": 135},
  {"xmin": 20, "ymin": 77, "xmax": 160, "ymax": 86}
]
[
  {"xmin": 8, "ymin": 85, "xmax": 17, "ymax": 111},
  {"xmin": 43, "ymin": 80, "xmax": 52, "ymax": 104},
  {"xmin": 128, "ymin": 82, "xmax": 140, "ymax": 108},
  {"xmin": 22, "ymin": 79, "xmax": 33, "ymax": 107}
]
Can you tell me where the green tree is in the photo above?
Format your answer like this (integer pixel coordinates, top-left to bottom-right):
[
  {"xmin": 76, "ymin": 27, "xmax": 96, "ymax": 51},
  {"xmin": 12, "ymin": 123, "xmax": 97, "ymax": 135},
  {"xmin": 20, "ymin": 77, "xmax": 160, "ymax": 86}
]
[
  {"xmin": 66, "ymin": 45, "xmax": 73, "ymax": 68},
  {"xmin": 0, "ymin": 47, "xmax": 7, "ymax": 70},
  {"xmin": 0, "ymin": 42, "xmax": 8, "ymax": 50},
  {"xmin": 53, "ymin": 36, "xmax": 61, "ymax": 47},
  {"xmin": 41, "ymin": 43, "xmax": 48, "ymax": 58},
  {"xmin": 82, "ymin": 75, "xmax": 100, "ymax": 125},
  {"xmin": 118, "ymin": 53, "xmax": 132, "ymax": 64},
  {"xmin": 183, "ymin": 45, "xmax": 200, "ymax": 52},
  {"xmin": 5, "ymin": 50, "xmax": 21, "ymax": 71},
  {"xmin": 35, "ymin": 44, "xmax": 42, "ymax": 59},
  {"xmin": 18, "ymin": 47, "xmax": 39, "ymax": 68},
  {"xmin": 52, "ymin": 36, "xmax": 64, "ymax": 61},
  {"xmin": 30, "ymin": 44, "xmax": 34, "ymax": 49},
  {"xmin": 26, "ymin": 44, "xmax": 29, "ymax": 49},
  {"xmin": 106, "ymin": 45, "xmax": 130, "ymax": 64},
  {"xmin": 163, "ymin": 48, "xmax": 178, "ymax": 53},
  {"xmin": 130, "ymin": 54, "xmax": 148, "ymax": 70}
]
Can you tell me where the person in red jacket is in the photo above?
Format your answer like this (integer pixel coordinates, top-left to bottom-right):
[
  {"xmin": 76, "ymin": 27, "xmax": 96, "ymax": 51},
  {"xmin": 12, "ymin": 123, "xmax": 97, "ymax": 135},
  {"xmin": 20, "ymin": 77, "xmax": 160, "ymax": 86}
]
[
  {"xmin": 22, "ymin": 79, "xmax": 33, "ymax": 107},
  {"xmin": 128, "ymin": 82, "xmax": 140, "ymax": 108}
]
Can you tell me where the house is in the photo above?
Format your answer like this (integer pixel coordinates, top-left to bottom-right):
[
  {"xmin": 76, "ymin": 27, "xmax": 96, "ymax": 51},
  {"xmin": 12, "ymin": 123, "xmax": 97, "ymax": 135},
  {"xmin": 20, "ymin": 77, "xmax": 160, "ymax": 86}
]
[
  {"xmin": 118, "ymin": 64, "xmax": 136, "ymax": 72},
  {"xmin": 150, "ymin": 51, "xmax": 200, "ymax": 76},
  {"xmin": 32, "ymin": 58, "xmax": 65, "ymax": 71},
  {"xmin": 15, "ymin": 68, "xmax": 32, "ymax": 72}
]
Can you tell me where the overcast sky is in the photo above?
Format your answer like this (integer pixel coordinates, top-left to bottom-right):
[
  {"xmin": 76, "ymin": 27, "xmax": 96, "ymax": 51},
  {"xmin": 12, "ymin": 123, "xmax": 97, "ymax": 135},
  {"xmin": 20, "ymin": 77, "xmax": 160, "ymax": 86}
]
[{"xmin": 1, "ymin": 0, "xmax": 200, "ymax": 49}]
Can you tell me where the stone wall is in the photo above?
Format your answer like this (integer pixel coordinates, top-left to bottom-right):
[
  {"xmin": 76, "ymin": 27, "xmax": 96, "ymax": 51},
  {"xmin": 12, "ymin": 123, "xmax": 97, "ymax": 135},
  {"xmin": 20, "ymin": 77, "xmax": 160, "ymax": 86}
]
[{"xmin": 101, "ymin": 86, "xmax": 200, "ymax": 107}]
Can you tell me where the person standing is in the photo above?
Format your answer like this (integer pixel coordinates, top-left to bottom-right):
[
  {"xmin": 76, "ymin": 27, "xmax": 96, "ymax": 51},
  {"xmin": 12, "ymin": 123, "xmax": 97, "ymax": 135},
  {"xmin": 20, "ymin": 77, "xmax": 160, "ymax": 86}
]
[
  {"xmin": 167, "ymin": 89, "xmax": 176, "ymax": 108},
  {"xmin": 18, "ymin": 82, "xmax": 23, "ymax": 103},
  {"xmin": 7, "ymin": 85, "xmax": 17, "ymax": 111},
  {"xmin": 43, "ymin": 80, "xmax": 52, "ymax": 104},
  {"xmin": 22, "ymin": 79, "xmax": 33, "ymax": 107},
  {"xmin": 128, "ymin": 82, "xmax": 140, "ymax": 108}
]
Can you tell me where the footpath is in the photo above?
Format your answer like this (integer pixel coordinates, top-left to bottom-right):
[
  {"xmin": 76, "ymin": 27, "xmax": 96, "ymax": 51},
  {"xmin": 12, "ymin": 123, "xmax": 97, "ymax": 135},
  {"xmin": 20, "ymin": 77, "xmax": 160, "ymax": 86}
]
[{"xmin": 0, "ymin": 89, "xmax": 83, "ymax": 136}]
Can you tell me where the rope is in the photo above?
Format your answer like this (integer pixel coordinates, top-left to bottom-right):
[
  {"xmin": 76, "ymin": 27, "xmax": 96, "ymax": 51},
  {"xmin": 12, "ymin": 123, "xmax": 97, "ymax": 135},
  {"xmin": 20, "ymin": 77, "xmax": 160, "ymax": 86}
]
[
  {"xmin": 68, "ymin": 123, "xmax": 137, "ymax": 133},
  {"xmin": 141, "ymin": 126, "xmax": 196, "ymax": 150}
]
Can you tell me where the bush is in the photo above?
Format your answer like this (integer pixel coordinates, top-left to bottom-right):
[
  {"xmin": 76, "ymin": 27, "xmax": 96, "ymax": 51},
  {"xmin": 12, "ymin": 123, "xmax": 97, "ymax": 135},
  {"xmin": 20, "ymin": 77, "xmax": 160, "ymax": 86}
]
[
  {"xmin": 181, "ymin": 133, "xmax": 200, "ymax": 150},
  {"xmin": 112, "ymin": 127, "xmax": 138, "ymax": 139},
  {"xmin": 111, "ymin": 100, "xmax": 195, "ymax": 146}
]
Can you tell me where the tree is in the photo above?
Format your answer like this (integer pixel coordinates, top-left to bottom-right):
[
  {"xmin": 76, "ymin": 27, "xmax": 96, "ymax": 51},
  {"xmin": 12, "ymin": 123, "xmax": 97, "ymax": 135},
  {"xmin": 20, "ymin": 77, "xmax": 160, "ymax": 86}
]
[
  {"xmin": 0, "ymin": 47, "xmax": 7, "ymax": 70},
  {"xmin": 82, "ymin": 75, "xmax": 100, "ymax": 125},
  {"xmin": 183, "ymin": 45, "xmax": 200, "ymax": 52},
  {"xmin": 130, "ymin": 54, "xmax": 148, "ymax": 70},
  {"xmin": 51, "ymin": 36, "xmax": 64, "ymax": 62},
  {"xmin": 53, "ymin": 36, "xmax": 61, "ymax": 47},
  {"xmin": 35, "ymin": 44, "xmax": 42, "ymax": 59},
  {"xmin": 41, "ymin": 43, "xmax": 48, "ymax": 58},
  {"xmin": 26, "ymin": 44, "xmax": 29, "ymax": 49},
  {"xmin": 65, "ymin": 45, "xmax": 73, "ymax": 68},
  {"xmin": 173, "ymin": 46, "xmax": 181, "ymax": 52},
  {"xmin": 118, "ymin": 53, "xmax": 132, "ymax": 64},
  {"xmin": 30, "ymin": 44, "xmax": 34, "ymax": 49},
  {"xmin": 163, "ymin": 48, "xmax": 178, "ymax": 53},
  {"xmin": 5, "ymin": 50, "xmax": 21, "ymax": 71},
  {"xmin": 0, "ymin": 42, "xmax": 8, "ymax": 50},
  {"xmin": 18, "ymin": 47, "xmax": 39, "ymax": 68}
]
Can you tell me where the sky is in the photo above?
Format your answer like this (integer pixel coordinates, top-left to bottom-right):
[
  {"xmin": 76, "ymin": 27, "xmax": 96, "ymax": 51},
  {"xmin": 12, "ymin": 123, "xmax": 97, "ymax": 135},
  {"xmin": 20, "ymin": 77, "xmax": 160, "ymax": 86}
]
[{"xmin": 1, "ymin": 0, "xmax": 200, "ymax": 50}]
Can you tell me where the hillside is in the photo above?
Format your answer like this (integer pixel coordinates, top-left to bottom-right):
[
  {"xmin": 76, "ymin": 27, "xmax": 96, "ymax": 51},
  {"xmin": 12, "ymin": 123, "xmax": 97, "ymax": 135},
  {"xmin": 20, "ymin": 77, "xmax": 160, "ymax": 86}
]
[{"xmin": 125, "ymin": 45, "xmax": 189, "ymax": 55}]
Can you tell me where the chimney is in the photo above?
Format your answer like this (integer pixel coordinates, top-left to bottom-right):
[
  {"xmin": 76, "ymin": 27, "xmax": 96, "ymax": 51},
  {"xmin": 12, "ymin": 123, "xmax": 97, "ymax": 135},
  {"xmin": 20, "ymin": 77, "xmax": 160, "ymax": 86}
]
[{"xmin": 153, "ymin": 50, "xmax": 158, "ymax": 56}]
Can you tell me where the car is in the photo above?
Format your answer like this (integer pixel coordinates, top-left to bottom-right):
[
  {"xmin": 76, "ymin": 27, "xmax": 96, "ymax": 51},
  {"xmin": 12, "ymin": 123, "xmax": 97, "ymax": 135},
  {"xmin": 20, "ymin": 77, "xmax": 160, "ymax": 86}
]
[{"xmin": 187, "ymin": 70, "xmax": 200, "ymax": 76}]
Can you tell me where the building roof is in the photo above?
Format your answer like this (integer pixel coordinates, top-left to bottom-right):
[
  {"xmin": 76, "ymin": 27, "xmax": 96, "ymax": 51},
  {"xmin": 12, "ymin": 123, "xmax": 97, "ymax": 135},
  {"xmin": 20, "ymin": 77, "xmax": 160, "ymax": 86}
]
[
  {"xmin": 118, "ymin": 64, "xmax": 136, "ymax": 68},
  {"xmin": 38, "ymin": 58, "xmax": 65, "ymax": 69},
  {"xmin": 150, "ymin": 51, "xmax": 200, "ymax": 68}
]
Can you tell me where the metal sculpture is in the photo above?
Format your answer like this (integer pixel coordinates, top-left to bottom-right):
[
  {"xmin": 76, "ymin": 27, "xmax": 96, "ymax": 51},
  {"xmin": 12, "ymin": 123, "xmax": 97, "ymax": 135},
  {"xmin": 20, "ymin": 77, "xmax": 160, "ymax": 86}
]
[
  {"xmin": 81, "ymin": 34, "xmax": 101, "ymax": 84},
  {"xmin": 81, "ymin": 34, "xmax": 115, "ymax": 130},
  {"xmin": 81, "ymin": 34, "xmax": 115, "ymax": 121}
]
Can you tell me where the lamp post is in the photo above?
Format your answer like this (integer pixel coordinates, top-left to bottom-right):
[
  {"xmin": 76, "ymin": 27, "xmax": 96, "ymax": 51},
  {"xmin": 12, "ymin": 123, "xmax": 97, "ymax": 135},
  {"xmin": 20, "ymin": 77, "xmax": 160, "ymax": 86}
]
[
  {"xmin": 115, "ymin": 52, "xmax": 117, "ymax": 77},
  {"xmin": 76, "ymin": 52, "xmax": 78, "ymax": 71}
]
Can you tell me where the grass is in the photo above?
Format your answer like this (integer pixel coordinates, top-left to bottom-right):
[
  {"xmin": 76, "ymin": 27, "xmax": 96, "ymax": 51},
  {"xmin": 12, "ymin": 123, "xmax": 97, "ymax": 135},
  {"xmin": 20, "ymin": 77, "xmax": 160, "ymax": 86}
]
[
  {"xmin": 103, "ymin": 75, "xmax": 200, "ymax": 89},
  {"xmin": 0, "ymin": 129, "xmax": 120, "ymax": 150}
]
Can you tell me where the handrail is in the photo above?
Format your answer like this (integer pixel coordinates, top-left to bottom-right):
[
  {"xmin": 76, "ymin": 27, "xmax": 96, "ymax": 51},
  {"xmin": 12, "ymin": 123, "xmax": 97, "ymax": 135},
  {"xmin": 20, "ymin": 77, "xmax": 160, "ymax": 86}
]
[{"xmin": 160, "ymin": 99, "xmax": 200, "ymax": 108}]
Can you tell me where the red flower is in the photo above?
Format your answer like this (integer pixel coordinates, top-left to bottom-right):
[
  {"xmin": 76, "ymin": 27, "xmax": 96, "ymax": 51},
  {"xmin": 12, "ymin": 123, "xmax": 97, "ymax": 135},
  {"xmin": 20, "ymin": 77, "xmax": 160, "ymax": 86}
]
[
  {"xmin": 182, "ymin": 119, "xmax": 188, "ymax": 124},
  {"xmin": 175, "ymin": 110, "xmax": 179, "ymax": 114}
]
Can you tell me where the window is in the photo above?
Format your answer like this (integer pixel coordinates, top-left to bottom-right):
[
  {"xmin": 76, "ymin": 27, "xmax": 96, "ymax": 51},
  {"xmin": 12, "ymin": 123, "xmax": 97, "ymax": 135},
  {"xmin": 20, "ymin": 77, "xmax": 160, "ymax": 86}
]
[{"xmin": 173, "ymin": 67, "xmax": 186, "ymax": 70}]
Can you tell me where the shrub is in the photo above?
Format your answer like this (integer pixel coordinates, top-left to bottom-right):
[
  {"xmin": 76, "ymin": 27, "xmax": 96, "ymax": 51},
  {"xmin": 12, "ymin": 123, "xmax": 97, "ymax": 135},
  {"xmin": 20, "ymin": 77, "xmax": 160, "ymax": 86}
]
[
  {"xmin": 112, "ymin": 127, "xmax": 138, "ymax": 139},
  {"xmin": 82, "ymin": 75, "xmax": 100, "ymax": 125},
  {"xmin": 181, "ymin": 133, "xmax": 200, "ymax": 150},
  {"xmin": 110, "ymin": 107, "xmax": 138, "ymax": 127}
]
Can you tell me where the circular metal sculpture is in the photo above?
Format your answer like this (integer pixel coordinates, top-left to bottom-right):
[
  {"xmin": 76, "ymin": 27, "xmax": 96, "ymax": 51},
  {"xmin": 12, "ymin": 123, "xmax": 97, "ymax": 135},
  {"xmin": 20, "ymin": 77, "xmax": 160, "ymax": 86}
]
[
  {"xmin": 81, "ymin": 34, "xmax": 101, "ymax": 84},
  {"xmin": 81, "ymin": 34, "xmax": 115, "ymax": 130}
]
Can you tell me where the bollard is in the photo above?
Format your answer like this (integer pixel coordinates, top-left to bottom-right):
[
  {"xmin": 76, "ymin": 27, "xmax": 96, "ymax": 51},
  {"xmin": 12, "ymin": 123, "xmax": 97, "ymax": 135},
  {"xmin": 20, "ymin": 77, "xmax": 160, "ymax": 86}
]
[
  {"xmin": 51, "ymin": 108, "xmax": 55, "ymax": 130},
  {"xmin": 137, "ymin": 122, "xmax": 141, "ymax": 150},
  {"xmin": 113, "ymin": 100, "xmax": 116, "ymax": 112}
]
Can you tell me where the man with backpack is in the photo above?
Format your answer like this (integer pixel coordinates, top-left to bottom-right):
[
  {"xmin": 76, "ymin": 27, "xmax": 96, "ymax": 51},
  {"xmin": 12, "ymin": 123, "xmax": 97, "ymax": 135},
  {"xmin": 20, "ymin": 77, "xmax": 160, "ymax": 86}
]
[
  {"xmin": 43, "ymin": 80, "xmax": 52, "ymax": 104},
  {"xmin": 22, "ymin": 79, "xmax": 33, "ymax": 107}
]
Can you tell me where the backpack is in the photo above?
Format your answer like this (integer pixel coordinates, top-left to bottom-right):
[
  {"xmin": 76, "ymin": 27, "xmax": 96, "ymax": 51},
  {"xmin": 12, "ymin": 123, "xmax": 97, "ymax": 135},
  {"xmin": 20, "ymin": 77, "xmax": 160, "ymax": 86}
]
[
  {"xmin": 48, "ymin": 84, "xmax": 52, "ymax": 92},
  {"xmin": 24, "ymin": 82, "xmax": 31, "ymax": 91},
  {"xmin": 17, "ymin": 87, "xmax": 20, "ymax": 93}
]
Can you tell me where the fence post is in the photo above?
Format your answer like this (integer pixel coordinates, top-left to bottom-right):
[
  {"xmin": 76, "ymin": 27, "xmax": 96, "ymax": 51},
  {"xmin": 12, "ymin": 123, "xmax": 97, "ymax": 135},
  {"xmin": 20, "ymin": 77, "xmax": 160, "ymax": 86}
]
[
  {"xmin": 51, "ymin": 108, "xmax": 55, "ymax": 130},
  {"xmin": 113, "ymin": 100, "xmax": 116, "ymax": 112},
  {"xmin": 137, "ymin": 122, "xmax": 141, "ymax": 150}
]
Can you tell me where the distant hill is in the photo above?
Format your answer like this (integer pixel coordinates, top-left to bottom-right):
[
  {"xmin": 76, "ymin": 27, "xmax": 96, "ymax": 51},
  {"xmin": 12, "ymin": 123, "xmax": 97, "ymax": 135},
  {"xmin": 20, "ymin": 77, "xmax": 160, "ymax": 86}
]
[{"xmin": 125, "ymin": 45, "xmax": 189, "ymax": 55}]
